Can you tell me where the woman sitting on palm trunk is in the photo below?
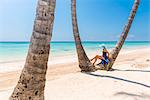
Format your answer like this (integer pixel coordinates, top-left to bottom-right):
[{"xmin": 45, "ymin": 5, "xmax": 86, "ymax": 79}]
[{"xmin": 91, "ymin": 46, "xmax": 109, "ymax": 67}]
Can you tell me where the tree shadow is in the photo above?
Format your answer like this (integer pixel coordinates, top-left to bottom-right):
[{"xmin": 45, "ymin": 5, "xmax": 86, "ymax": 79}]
[
  {"xmin": 84, "ymin": 72, "xmax": 150, "ymax": 88},
  {"xmin": 114, "ymin": 91, "xmax": 150, "ymax": 99},
  {"xmin": 112, "ymin": 68, "xmax": 150, "ymax": 73}
]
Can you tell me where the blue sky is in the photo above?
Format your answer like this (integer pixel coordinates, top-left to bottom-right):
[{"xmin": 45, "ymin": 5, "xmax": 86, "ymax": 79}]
[{"xmin": 0, "ymin": 0, "xmax": 149, "ymax": 41}]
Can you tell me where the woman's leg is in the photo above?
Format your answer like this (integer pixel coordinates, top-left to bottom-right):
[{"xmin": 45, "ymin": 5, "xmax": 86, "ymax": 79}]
[
  {"xmin": 91, "ymin": 55, "xmax": 98, "ymax": 61},
  {"xmin": 93, "ymin": 58, "xmax": 97, "ymax": 65},
  {"xmin": 91, "ymin": 55, "xmax": 104, "ymax": 65},
  {"xmin": 90, "ymin": 57, "xmax": 95, "ymax": 61}
]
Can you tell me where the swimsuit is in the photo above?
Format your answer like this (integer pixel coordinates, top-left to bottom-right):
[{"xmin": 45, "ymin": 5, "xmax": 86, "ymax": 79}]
[{"xmin": 101, "ymin": 51, "xmax": 109, "ymax": 65}]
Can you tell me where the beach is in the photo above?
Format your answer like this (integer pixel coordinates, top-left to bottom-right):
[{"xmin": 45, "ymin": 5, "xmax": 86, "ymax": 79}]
[
  {"xmin": 0, "ymin": 0, "xmax": 149, "ymax": 99},
  {"xmin": 0, "ymin": 44, "xmax": 150, "ymax": 100}
]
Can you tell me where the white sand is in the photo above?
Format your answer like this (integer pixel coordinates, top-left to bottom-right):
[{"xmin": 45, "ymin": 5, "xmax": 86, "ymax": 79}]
[
  {"xmin": 45, "ymin": 68, "xmax": 150, "ymax": 100},
  {"xmin": 0, "ymin": 47, "xmax": 150, "ymax": 100}
]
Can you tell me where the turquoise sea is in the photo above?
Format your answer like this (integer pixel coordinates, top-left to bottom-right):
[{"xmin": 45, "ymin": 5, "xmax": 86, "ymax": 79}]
[{"xmin": 0, "ymin": 41, "xmax": 150, "ymax": 63}]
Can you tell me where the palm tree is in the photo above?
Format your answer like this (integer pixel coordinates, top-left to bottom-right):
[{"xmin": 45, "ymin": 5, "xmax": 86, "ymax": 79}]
[
  {"xmin": 71, "ymin": 0, "xmax": 95, "ymax": 72},
  {"xmin": 9, "ymin": 0, "xmax": 56, "ymax": 99},
  {"xmin": 106, "ymin": 0, "xmax": 140, "ymax": 70}
]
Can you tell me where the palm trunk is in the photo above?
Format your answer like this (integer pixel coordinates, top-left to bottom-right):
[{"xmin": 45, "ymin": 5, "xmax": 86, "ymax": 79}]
[
  {"xmin": 71, "ymin": 0, "xmax": 95, "ymax": 72},
  {"xmin": 9, "ymin": 0, "xmax": 56, "ymax": 99},
  {"xmin": 106, "ymin": 0, "xmax": 140, "ymax": 70}
]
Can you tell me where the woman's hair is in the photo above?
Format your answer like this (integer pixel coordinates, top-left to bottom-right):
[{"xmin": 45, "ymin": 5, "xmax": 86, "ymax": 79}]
[{"xmin": 102, "ymin": 46, "xmax": 106, "ymax": 50}]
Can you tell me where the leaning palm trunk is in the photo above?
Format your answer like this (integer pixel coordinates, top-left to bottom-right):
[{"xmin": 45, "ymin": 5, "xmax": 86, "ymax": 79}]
[
  {"xmin": 71, "ymin": 0, "xmax": 95, "ymax": 72},
  {"xmin": 106, "ymin": 0, "xmax": 140, "ymax": 70},
  {"xmin": 9, "ymin": 0, "xmax": 56, "ymax": 99}
]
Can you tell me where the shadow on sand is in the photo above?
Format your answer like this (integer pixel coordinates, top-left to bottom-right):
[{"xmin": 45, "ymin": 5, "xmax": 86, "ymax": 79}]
[
  {"xmin": 84, "ymin": 72, "xmax": 150, "ymax": 88},
  {"xmin": 112, "ymin": 68, "xmax": 150, "ymax": 72},
  {"xmin": 114, "ymin": 91, "xmax": 150, "ymax": 99}
]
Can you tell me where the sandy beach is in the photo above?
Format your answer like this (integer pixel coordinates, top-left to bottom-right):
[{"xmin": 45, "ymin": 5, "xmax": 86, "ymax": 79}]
[
  {"xmin": 0, "ymin": 47, "xmax": 150, "ymax": 100},
  {"xmin": 0, "ymin": 0, "xmax": 149, "ymax": 99}
]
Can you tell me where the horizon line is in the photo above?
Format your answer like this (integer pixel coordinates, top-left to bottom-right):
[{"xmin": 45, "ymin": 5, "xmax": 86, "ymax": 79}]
[{"xmin": 0, "ymin": 40, "xmax": 150, "ymax": 43}]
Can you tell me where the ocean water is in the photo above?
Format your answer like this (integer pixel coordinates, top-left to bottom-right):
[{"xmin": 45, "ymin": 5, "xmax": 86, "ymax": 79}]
[{"xmin": 0, "ymin": 41, "xmax": 150, "ymax": 63}]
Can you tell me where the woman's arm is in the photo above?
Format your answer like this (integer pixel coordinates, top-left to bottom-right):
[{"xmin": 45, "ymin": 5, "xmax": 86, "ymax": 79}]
[{"xmin": 106, "ymin": 50, "xmax": 110, "ymax": 58}]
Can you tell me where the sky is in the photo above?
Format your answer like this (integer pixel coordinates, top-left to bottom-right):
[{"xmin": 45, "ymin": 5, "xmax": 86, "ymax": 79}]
[{"xmin": 0, "ymin": 0, "xmax": 149, "ymax": 41}]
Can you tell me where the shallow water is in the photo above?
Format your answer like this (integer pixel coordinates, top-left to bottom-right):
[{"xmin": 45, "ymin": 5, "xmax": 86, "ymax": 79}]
[{"xmin": 0, "ymin": 41, "xmax": 150, "ymax": 63}]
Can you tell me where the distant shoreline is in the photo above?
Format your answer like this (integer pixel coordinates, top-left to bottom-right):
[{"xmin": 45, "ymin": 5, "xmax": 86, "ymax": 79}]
[{"xmin": 0, "ymin": 41, "xmax": 150, "ymax": 43}]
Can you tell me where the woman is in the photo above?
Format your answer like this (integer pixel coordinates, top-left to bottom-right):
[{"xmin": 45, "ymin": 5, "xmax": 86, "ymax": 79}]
[{"xmin": 91, "ymin": 46, "xmax": 109, "ymax": 66}]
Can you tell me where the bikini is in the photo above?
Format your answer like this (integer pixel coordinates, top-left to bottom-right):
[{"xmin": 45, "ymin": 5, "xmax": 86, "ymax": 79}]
[{"xmin": 101, "ymin": 51, "xmax": 109, "ymax": 65}]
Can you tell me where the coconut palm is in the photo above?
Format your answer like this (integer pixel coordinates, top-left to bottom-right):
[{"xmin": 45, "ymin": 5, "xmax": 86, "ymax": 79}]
[
  {"xmin": 106, "ymin": 0, "xmax": 140, "ymax": 70},
  {"xmin": 9, "ymin": 0, "xmax": 56, "ymax": 99},
  {"xmin": 71, "ymin": 0, "xmax": 95, "ymax": 72}
]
